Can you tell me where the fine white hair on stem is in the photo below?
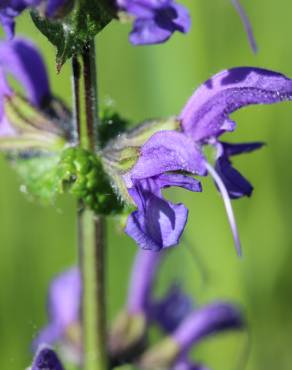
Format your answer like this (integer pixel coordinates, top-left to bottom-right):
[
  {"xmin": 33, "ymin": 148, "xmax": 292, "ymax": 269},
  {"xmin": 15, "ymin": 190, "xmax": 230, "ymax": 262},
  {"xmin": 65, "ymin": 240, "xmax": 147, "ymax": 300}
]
[
  {"xmin": 205, "ymin": 162, "xmax": 242, "ymax": 257},
  {"xmin": 231, "ymin": 0, "xmax": 258, "ymax": 53}
]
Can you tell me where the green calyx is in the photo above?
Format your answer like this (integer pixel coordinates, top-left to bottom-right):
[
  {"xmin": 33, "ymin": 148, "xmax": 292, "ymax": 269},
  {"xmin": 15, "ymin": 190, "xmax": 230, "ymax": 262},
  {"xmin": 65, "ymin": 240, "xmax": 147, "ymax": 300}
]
[
  {"xmin": 57, "ymin": 147, "xmax": 124, "ymax": 215},
  {"xmin": 31, "ymin": 0, "xmax": 114, "ymax": 70}
]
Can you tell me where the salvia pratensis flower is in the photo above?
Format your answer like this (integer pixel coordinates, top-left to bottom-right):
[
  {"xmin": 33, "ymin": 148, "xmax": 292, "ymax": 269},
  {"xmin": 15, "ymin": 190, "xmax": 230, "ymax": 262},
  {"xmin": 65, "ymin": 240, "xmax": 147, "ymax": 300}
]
[
  {"xmin": 139, "ymin": 302, "xmax": 243, "ymax": 370},
  {"xmin": 30, "ymin": 346, "xmax": 64, "ymax": 370},
  {"xmin": 110, "ymin": 249, "xmax": 244, "ymax": 370},
  {"xmin": 114, "ymin": 67, "xmax": 292, "ymax": 253},
  {"xmin": 0, "ymin": 0, "xmax": 73, "ymax": 39}
]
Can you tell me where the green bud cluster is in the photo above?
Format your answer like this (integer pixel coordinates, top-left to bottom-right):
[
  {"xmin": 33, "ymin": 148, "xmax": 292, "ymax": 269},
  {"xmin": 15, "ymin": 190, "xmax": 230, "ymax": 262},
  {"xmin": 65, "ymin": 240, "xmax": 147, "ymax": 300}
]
[{"xmin": 57, "ymin": 147, "xmax": 124, "ymax": 215}]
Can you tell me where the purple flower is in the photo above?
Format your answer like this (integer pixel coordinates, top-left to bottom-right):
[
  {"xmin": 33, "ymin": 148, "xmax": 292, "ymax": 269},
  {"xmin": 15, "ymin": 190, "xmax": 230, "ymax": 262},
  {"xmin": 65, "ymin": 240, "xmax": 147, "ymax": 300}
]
[
  {"xmin": 149, "ymin": 283, "xmax": 193, "ymax": 333},
  {"xmin": 166, "ymin": 302, "xmax": 243, "ymax": 370},
  {"xmin": 126, "ymin": 251, "xmax": 244, "ymax": 370},
  {"xmin": 31, "ymin": 346, "xmax": 64, "ymax": 370},
  {"xmin": 32, "ymin": 268, "xmax": 81, "ymax": 362},
  {"xmin": 139, "ymin": 302, "xmax": 243, "ymax": 370},
  {"xmin": 124, "ymin": 131, "xmax": 204, "ymax": 251},
  {"xmin": 179, "ymin": 67, "xmax": 292, "ymax": 254},
  {"xmin": 125, "ymin": 67, "xmax": 292, "ymax": 253},
  {"xmin": 0, "ymin": 37, "xmax": 71, "ymax": 148},
  {"xmin": 116, "ymin": 0, "xmax": 191, "ymax": 45},
  {"xmin": 0, "ymin": 0, "xmax": 71, "ymax": 38}
]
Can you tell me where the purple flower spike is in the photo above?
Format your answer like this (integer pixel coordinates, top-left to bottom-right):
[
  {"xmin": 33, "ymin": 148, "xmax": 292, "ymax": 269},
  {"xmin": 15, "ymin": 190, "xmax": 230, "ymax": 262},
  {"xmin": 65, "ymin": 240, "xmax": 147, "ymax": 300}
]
[
  {"xmin": 33, "ymin": 268, "xmax": 81, "ymax": 350},
  {"xmin": 31, "ymin": 346, "xmax": 64, "ymax": 370},
  {"xmin": 0, "ymin": 38, "xmax": 51, "ymax": 107},
  {"xmin": 116, "ymin": 0, "xmax": 191, "ymax": 45},
  {"xmin": 231, "ymin": 0, "xmax": 257, "ymax": 53},
  {"xmin": 172, "ymin": 302, "xmax": 243, "ymax": 353}
]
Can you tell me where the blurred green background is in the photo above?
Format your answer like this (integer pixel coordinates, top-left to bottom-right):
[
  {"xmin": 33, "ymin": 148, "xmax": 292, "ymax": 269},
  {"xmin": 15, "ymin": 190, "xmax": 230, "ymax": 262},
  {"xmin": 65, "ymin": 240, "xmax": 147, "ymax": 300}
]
[{"xmin": 1, "ymin": 0, "xmax": 292, "ymax": 369}]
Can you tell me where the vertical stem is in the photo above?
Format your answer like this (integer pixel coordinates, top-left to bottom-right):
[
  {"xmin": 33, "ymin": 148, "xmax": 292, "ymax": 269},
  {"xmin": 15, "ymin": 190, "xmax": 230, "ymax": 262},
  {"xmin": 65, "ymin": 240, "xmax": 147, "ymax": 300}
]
[
  {"xmin": 72, "ymin": 40, "xmax": 108, "ymax": 370},
  {"xmin": 78, "ymin": 209, "xmax": 107, "ymax": 370},
  {"xmin": 82, "ymin": 40, "xmax": 98, "ymax": 151}
]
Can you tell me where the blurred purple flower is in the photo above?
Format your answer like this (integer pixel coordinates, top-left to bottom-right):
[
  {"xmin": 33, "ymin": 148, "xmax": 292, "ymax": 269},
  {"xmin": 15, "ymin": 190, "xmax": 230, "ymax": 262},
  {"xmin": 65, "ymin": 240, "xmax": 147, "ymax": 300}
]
[
  {"xmin": 0, "ymin": 37, "xmax": 72, "ymax": 147},
  {"xmin": 127, "ymin": 250, "xmax": 244, "ymax": 370},
  {"xmin": 127, "ymin": 249, "xmax": 193, "ymax": 332},
  {"xmin": 116, "ymin": 0, "xmax": 191, "ymax": 45},
  {"xmin": 167, "ymin": 302, "xmax": 243, "ymax": 370},
  {"xmin": 0, "ymin": 0, "xmax": 71, "ymax": 38},
  {"xmin": 32, "ymin": 268, "xmax": 81, "ymax": 358},
  {"xmin": 149, "ymin": 283, "xmax": 193, "ymax": 333},
  {"xmin": 31, "ymin": 346, "xmax": 64, "ymax": 370}
]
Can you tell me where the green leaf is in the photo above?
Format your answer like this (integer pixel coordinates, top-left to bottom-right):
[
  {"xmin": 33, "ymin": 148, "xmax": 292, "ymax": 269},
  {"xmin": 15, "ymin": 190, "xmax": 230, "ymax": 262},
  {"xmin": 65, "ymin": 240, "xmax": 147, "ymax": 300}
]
[{"xmin": 31, "ymin": 0, "xmax": 114, "ymax": 69}]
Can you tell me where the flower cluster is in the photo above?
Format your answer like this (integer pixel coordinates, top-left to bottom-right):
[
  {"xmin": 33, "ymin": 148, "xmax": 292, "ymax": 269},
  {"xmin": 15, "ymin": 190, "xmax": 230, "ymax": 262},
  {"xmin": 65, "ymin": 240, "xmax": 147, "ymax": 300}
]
[
  {"xmin": 103, "ymin": 67, "xmax": 292, "ymax": 253},
  {"xmin": 31, "ymin": 250, "xmax": 243, "ymax": 370}
]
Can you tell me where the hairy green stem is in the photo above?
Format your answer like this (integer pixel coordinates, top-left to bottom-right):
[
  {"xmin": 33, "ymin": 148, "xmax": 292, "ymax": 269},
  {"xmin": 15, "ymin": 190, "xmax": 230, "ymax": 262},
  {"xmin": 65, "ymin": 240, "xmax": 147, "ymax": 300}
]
[
  {"xmin": 73, "ymin": 40, "xmax": 108, "ymax": 370},
  {"xmin": 78, "ymin": 208, "xmax": 107, "ymax": 370}
]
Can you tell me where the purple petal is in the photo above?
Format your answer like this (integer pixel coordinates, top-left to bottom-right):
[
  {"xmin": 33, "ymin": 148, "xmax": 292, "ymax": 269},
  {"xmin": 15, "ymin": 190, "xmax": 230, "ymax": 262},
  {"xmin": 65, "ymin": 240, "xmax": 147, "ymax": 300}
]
[
  {"xmin": 155, "ymin": 173, "xmax": 202, "ymax": 193},
  {"xmin": 231, "ymin": 0, "xmax": 257, "ymax": 53},
  {"xmin": 32, "ymin": 325, "xmax": 63, "ymax": 350},
  {"xmin": 31, "ymin": 347, "xmax": 64, "ymax": 370},
  {"xmin": 173, "ymin": 358, "xmax": 210, "ymax": 370},
  {"xmin": 126, "ymin": 194, "xmax": 188, "ymax": 250},
  {"xmin": 127, "ymin": 0, "xmax": 190, "ymax": 45},
  {"xmin": 214, "ymin": 141, "xmax": 264, "ymax": 199},
  {"xmin": 48, "ymin": 267, "xmax": 80, "ymax": 326},
  {"xmin": 0, "ymin": 1, "xmax": 40, "ymax": 38},
  {"xmin": 180, "ymin": 67, "xmax": 292, "ymax": 142},
  {"xmin": 172, "ymin": 302, "xmax": 243, "ymax": 352},
  {"xmin": 130, "ymin": 131, "xmax": 206, "ymax": 181},
  {"xmin": 220, "ymin": 141, "xmax": 265, "ymax": 157},
  {"xmin": 0, "ymin": 12, "xmax": 15, "ymax": 39},
  {"xmin": 163, "ymin": 3, "xmax": 191, "ymax": 34},
  {"xmin": 0, "ymin": 70, "xmax": 14, "ymax": 136},
  {"xmin": 0, "ymin": 38, "xmax": 51, "ymax": 107},
  {"xmin": 130, "ymin": 18, "xmax": 172, "ymax": 45},
  {"xmin": 33, "ymin": 268, "xmax": 81, "ymax": 349},
  {"xmin": 149, "ymin": 284, "xmax": 193, "ymax": 333},
  {"xmin": 215, "ymin": 156, "xmax": 253, "ymax": 199},
  {"xmin": 127, "ymin": 249, "xmax": 163, "ymax": 314}
]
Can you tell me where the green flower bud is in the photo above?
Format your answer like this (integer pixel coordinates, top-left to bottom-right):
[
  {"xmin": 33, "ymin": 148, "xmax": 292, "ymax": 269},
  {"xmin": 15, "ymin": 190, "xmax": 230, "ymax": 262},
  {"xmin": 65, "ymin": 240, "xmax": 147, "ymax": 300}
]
[{"xmin": 57, "ymin": 147, "xmax": 124, "ymax": 215}]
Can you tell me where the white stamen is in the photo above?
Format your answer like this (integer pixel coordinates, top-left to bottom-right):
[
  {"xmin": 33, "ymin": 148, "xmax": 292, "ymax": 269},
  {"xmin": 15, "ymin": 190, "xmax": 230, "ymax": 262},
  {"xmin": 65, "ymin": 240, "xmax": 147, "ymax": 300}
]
[
  {"xmin": 205, "ymin": 162, "xmax": 242, "ymax": 257},
  {"xmin": 231, "ymin": 0, "xmax": 258, "ymax": 54}
]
